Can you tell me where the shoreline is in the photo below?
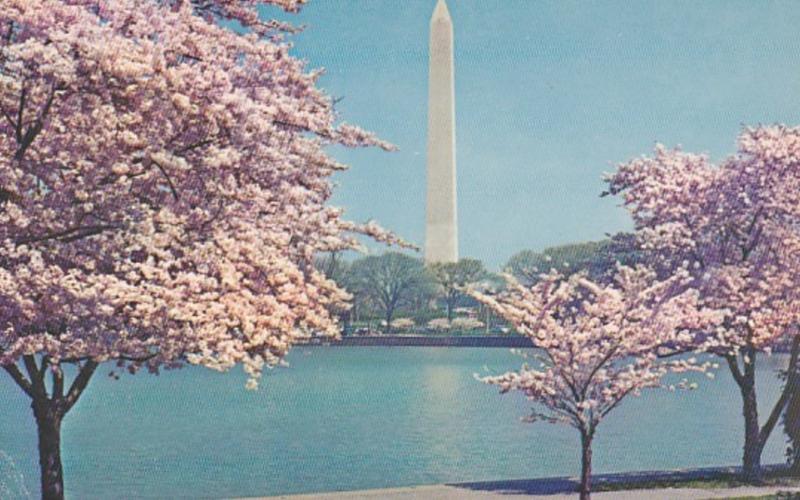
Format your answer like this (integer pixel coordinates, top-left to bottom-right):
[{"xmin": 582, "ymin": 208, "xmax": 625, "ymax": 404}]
[
  {"xmin": 302, "ymin": 335, "xmax": 795, "ymax": 352},
  {"xmin": 303, "ymin": 335, "xmax": 534, "ymax": 348},
  {"xmin": 245, "ymin": 464, "xmax": 799, "ymax": 499}
]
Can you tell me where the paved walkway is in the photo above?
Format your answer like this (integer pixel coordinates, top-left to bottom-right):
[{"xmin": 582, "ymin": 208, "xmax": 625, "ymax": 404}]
[{"xmin": 247, "ymin": 465, "xmax": 800, "ymax": 500}]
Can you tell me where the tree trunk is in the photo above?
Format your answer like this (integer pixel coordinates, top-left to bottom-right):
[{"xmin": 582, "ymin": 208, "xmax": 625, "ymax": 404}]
[
  {"xmin": 726, "ymin": 347, "xmax": 770, "ymax": 483},
  {"xmin": 5, "ymin": 357, "xmax": 98, "ymax": 500},
  {"xmin": 580, "ymin": 431, "xmax": 593, "ymax": 500},
  {"xmin": 446, "ymin": 297, "xmax": 454, "ymax": 323},
  {"xmin": 385, "ymin": 307, "xmax": 393, "ymax": 334},
  {"xmin": 731, "ymin": 347, "xmax": 765, "ymax": 483},
  {"xmin": 33, "ymin": 400, "xmax": 65, "ymax": 500},
  {"xmin": 785, "ymin": 338, "xmax": 800, "ymax": 475},
  {"xmin": 741, "ymin": 381, "xmax": 764, "ymax": 483}
]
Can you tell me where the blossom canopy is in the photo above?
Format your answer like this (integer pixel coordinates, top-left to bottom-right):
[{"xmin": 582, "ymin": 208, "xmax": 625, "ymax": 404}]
[
  {"xmin": 0, "ymin": 0, "xmax": 397, "ymax": 386},
  {"xmin": 604, "ymin": 126, "xmax": 800, "ymax": 353},
  {"xmin": 471, "ymin": 268, "xmax": 721, "ymax": 429}
]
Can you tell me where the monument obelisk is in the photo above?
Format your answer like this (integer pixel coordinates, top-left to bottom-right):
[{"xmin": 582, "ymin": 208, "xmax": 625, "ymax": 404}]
[{"xmin": 425, "ymin": 0, "xmax": 458, "ymax": 264}]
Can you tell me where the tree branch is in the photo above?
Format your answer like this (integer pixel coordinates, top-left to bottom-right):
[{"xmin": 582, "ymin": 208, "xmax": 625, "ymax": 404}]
[
  {"xmin": 581, "ymin": 344, "xmax": 620, "ymax": 398},
  {"xmin": 63, "ymin": 360, "xmax": 98, "ymax": 413},
  {"xmin": 16, "ymin": 223, "xmax": 120, "ymax": 245},
  {"xmin": 58, "ymin": 355, "xmax": 92, "ymax": 364},
  {"xmin": 23, "ymin": 354, "xmax": 47, "ymax": 398},
  {"xmin": 2, "ymin": 363, "xmax": 34, "ymax": 398},
  {"xmin": 15, "ymin": 86, "xmax": 26, "ymax": 144},
  {"xmin": 725, "ymin": 353, "xmax": 746, "ymax": 388},
  {"xmin": 600, "ymin": 385, "xmax": 636, "ymax": 419},
  {"xmin": 52, "ymin": 364, "xmax": 64, "ymax": 399},
  {"xmin": 0, "ymin": 105, "xmax": 17, "ymax": 133},
  {"xmin": 38, "ymin": 354, "xmax": 52, "ymax": 380},
  {"xmin": 151, "ymin": 159, "xmax": 179, "ymax": 201},
  {"xmin": 656, "ymin": 346, "xmax": 694, "ymax": 359},
  {"xmin": 118, "ymin": 353, "xmax": 157, "ymax": 363},
  {"xmin": 15, "ymin": 85, "xmax": 57, "ymax": 161},
  {"xmin": 174, "ymin": 138, "xmax": 213, "ymax": 156}
]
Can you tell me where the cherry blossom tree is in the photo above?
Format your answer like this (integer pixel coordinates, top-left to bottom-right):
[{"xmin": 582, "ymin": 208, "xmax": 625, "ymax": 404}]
[
  {"xmin": 471, "ymin": 267, "xmax": 720, "ymax": 500},
  {"xmin": 604, "ymin": 126, "xmax": 800, "ymax": 481},
  {"xmin": 0, "ymin": 1, "xmax": 398, "ymax": 498}
]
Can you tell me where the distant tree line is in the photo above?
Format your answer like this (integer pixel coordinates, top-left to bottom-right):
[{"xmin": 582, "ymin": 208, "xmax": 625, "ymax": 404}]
[
  {"xmin": 314, "ymin": 235, "xmax": 636, "ymax": 335},
  {"xmin": 505, "ymin": 236, "xmax": 640, "ymax": 285},
  {"xmin": 315, "ymin": 251, "xmax": 492, "ymax": 333}
]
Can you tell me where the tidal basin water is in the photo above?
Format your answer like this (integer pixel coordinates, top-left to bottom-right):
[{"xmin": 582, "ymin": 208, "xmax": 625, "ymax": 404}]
[{"xmin": 0, "ymin": 347, "xmax": 789, "ymax": 499}]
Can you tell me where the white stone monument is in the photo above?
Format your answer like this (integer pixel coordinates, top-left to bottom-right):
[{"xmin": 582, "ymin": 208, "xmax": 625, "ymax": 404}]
[{"xmin": 425, "ymin": 0, "xmax": 458, "ymax": 264}]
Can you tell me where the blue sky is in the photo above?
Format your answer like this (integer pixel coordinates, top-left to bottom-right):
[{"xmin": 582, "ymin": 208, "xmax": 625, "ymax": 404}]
[{"xmin": 271, "ymin": 1, "xmax": 800, "ymax": 269}]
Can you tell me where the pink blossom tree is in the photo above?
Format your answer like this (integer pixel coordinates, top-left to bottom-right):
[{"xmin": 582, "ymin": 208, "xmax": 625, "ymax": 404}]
[
  {"xmin": 604, "ymin": 126, "xmax": 800, "ymax": 481},
  {"xmin": 471, "ymin": 267, "xmax": 720, "ymax": 500},
  {"xmin": 0, "ymin": 1, "xmax": 397, "ymax": 498}
]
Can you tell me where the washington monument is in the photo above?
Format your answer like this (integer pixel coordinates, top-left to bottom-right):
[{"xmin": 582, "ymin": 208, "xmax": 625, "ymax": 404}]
[{"xmin": 425, "ymin": 0, "xmax": 458, "ymax": 264}]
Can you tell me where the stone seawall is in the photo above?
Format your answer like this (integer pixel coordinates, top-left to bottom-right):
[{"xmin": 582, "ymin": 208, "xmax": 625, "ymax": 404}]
[{"xmin": 306, "ymin": 335, "xmax": 535, "ymax": 348}]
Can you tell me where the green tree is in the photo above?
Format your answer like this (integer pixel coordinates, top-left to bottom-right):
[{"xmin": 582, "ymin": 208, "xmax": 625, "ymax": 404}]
[
  {"xmin": 314, "ymin": 251, "xmax": 350, "ymax": 284},
  {"xmin": 314, "ymin": 252, "xmax": 354, "ymax": 332},
  {"xmin": 470, "ymin": 272, "xmax": 506, "ymax": 334},
  {"xmin": 429, "ymin": 258, "xmax": 487, "ymax": 322},
  {"xmin": 505, "ymin": 237, "xmax": 636, "ymax": 285},
  {"xmin": 349, "ymin": 253, "xmax": 433, "ymax": 333}
]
